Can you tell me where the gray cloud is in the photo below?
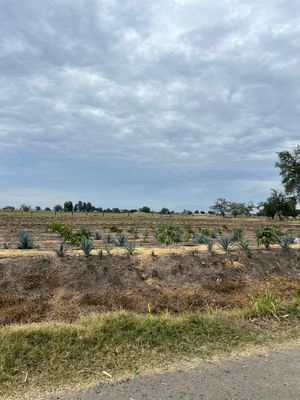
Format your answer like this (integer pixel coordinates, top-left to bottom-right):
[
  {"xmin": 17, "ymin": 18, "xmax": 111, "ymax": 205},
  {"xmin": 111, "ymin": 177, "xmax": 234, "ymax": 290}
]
[{"xmin": 0, "ymin": 0, "xmax": 299, "ymax": 208}]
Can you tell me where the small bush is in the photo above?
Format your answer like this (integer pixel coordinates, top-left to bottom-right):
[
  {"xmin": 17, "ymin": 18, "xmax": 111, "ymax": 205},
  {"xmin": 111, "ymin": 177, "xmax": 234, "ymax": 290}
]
[
  {"xmin": 1, "ymin": 242, "xmax": 10, "ymax": 249},
  {"xmin": 256, "ymin": 226, "xmax": 279, "ymax": 249},
  {"xmin": 155, "ymin": 225, "xmax": 182, "ymax": 246},
  {"xmin": 80, "ymin": 238, "xmax": 94, "ymax": 257},
  {"xmin": 17, "ymin": 231, "xmax": 34, "ymax": 249},
  {"xmin": 54, "ymin": 243, "xmax": 68, "ymax": 257}
]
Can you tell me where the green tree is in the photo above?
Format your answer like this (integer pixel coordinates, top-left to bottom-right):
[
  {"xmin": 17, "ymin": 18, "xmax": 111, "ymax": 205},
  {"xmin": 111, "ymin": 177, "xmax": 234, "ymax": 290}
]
[
  {"xmin": 210, "ymin": 198, "xmax": 230, "ymax": 217},
  {"xmin": 64, "ymin": 201, "xmax": 74, "ymax": 212},
  {"xmin": 262, "ymin": 190, "xmax": 297, "ymax": 219},
  {"xmin": 160, "ymin": 207, "xmax": 170, "ymax": 214},
  {"xmin": 276, "ymin": 145, "xmax": 300, "ymax": 201},
  {"xmin": 139, "ymin": 206, "xmax": 151, "ymax": 213}
]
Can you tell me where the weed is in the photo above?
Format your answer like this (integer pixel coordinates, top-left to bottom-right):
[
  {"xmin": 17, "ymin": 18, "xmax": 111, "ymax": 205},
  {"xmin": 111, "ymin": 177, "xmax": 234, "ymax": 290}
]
[
  {"xmin": 109, "ymin": 226, "xmax": 122, "ymax": 233},
  {"xmin": 105, "ymin": 244, "xmax": 113, "ymax": 255},
  {"xmin": 97, "ymin": 250, "xmax": 103, "ymax": 259},
  {"xmin": 17, "ymin": 231, "xmax": 34, "ymax": 249},
  {"xmin": 249, "ymin": 291, "xmax": 280, "ymax": 318},
  {"xmin": 1, "ymin": 242, "xmax": 10, "ymax": 249}
]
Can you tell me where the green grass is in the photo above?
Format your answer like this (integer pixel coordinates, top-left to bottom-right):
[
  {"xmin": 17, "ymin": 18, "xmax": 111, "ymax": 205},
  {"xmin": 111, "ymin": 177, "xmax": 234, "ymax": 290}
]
[
  {"xmin": 0, "ymin": 311, "xmax": 264, "ymax": 398},
  {"xmin": 0, "ymin": 310, "xmax": 300, "ymax": 399}
]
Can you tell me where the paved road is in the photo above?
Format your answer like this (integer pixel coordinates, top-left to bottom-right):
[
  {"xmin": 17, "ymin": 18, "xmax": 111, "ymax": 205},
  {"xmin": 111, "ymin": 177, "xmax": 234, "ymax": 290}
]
[{"xmin": 53, "ymin": 347, "xmax": 300, "ymax": 400}]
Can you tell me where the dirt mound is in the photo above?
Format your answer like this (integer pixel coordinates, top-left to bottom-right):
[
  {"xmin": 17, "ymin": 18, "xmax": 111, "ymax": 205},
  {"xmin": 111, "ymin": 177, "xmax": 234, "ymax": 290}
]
[{"xmin": 0, "ymin": 250, "xmax": 299, "ymax": 325}]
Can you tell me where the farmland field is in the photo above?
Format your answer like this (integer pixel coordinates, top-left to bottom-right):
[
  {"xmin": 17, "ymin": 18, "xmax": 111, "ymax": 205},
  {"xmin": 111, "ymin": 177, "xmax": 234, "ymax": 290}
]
[{"xmin": 0, "ymin": 211, "xmax": 300, "ymax": 399}]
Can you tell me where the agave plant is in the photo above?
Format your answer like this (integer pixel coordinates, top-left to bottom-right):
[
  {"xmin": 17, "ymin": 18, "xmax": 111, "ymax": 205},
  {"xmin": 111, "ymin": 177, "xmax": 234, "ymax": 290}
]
[
  {"xmin": 278, "ymin": 234, "xmax": 295, "ymax": 252},
  {"xmin": 125, "ymin": 242, "xmax": 136, "ymax": 256},
  {"xmin": 207, "ymin": 240, "xmax": 216, "ymax": 256},
  {"xmin": 239, "ymin": 239, "xmax": 249, "ymax": 252},
  {"xmin": 17, "ymin": 231, "xmax": 34, "ymax": 249},
  {"xmin": 231, "ymin": 228, "xmax": 243, "ymax": 242},
  {"xmin": 195, "ymin": 233, "xmax": 208, "ymax": 244},
  {"xmin": 54, "ymin": 242, "xmax": 68, "ymax": 257},
  {"xmin": 80, "ymin": 238, "xmax": 94, "ymax": 257},
  {"xmin": 94, "ymin": 230, "xmax": 102, "ymax": 240},
  {"xmin": 218, "ymin": 235, "xmax": 233, "ymax": 253},
  {"xmin": 105, "ymin": 233, "xmax": 114, "ymax": 245},
  {"xmin": 115, "ymin": 233, "xmax": 128, "ymax": 247}
]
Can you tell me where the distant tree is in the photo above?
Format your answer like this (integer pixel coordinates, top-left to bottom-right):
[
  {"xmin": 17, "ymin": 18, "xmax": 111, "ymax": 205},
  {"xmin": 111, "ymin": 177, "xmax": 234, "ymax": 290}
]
[
  {"xmin": 53, "ymin": 204, "xmax": 62, "ymax": 212},
  {"xmin": 64, "ymin": 201, "xmax": 74, "ymax": 212},
  {"xmin": 228, "ymin": 201, "xmax": 254, "ymax": 217},
  {"xmin": 194, "ymin": 210, "xmax": 199, "ymax": 214},
  {"xmin": 112, "ymin": 207, "xmax": 121, "ymax": 213},
  {"xmin": 74, "ymin": 201, "xmax": 83, "ymax": 212},
  {"xmin": 182, "ymin": 209, "xmax": 193, "ymax": 215},
  {"xmin": 139, "ymin": 206, "xmax": 151, "ymax": 213},
  {"xmin": 35, "ymin": 206, "xmax": 41, "ymax": 211},
  {"xmin": 210, "ymin": 198, "xmax": 230, "ymax": 217},
  {"xmin": 3, "ymin": 206, "xmax": 15, "ymax": 211},
  {"xmin": 200, "ymin": 211, "xmax": 206, "ymax": 214},
  {"xmin": 276, "ymin": 145, "xmax": 300, "ymax": 201},
  {"xmin": 20, "ymin": 204, "xmax": 31, "ymax": 212},
  {"xmin": 44, "ymin": 207, "xmax": 51, "ymax": 211},
  {"xmin": 262, "ymin": 189, "xmax": 297, "ymax": 219},
  {"xmin": 160, "ymin": 207, "xmax": 170, "ymax": 214}
]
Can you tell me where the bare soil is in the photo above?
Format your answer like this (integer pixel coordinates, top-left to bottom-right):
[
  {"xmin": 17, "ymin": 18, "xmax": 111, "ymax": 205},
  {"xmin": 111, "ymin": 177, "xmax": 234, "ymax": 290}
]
[{"xmin": 1, "ymin": 249, "xmax": 299, "ymax": 325}]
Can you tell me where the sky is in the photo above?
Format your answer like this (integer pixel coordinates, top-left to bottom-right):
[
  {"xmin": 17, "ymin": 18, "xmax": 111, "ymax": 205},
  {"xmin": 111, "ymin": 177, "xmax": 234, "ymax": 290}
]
[{"xmin": 0, "ymin": 0, "xmax": 299, "ymax": 211}]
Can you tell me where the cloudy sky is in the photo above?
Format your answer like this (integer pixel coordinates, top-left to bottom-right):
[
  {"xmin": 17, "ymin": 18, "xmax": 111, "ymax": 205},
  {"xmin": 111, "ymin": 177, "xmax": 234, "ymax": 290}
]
[{"xmin": 0, "ymin": 0, "xmax": 299, "ymax": 210}]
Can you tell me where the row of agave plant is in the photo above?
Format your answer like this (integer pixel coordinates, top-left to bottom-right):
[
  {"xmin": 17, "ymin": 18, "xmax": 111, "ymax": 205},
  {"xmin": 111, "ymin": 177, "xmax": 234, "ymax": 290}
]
[
  {"xmin": 0, "ymin": 225, "xmax": 296, "ymax": 258},
  {"xmin": 0, "ymin": 231, "xmax": 136, "ymax": 257}
]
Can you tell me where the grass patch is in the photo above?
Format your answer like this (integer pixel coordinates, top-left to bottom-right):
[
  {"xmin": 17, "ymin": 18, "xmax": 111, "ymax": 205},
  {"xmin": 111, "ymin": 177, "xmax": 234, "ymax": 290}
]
[{"xmin": 1, "ymin": 308, "xmax": 300, "ymax": 399}]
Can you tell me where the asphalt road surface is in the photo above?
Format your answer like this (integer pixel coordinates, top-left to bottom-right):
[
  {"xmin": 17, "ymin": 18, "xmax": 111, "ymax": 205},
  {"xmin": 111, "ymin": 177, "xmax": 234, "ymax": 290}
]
[{"xmin": 52, "ymin": 346, "xmax": 300, "ymax": 400}]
